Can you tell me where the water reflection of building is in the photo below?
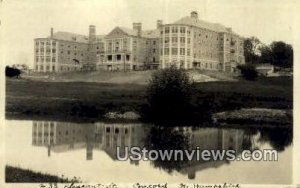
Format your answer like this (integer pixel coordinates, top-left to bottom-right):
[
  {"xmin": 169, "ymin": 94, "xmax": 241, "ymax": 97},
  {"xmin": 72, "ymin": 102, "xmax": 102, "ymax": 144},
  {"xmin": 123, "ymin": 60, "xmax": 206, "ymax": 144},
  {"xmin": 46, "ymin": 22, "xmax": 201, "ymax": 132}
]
[
  {"xmin": 32, "ymin": 121, "xmax": 94, "ymax": 154},
  {"xmin": 179, "ymin": 127, "xmax": 245, "ymax": 179},
  {"xmin": 32, "ymin": 121, "xmax": 147, "ymax": 164},
  {"xmin": 93, "ymin": 123, "xmax": 146, "ymax": 162},
  {"xmin": 32, "ymin": 121, "xmax": 246, "ymax": 178}
]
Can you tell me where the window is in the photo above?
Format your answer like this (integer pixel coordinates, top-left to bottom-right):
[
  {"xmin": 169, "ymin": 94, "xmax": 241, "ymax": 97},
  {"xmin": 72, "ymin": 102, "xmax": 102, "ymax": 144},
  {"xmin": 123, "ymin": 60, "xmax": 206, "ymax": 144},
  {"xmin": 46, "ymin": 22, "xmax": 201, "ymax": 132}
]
[
  {"xmin": 46, "ymin": 66, "xmax": 50, "ymax": 71},
  {"xmin": 164, "ymin": 48, "xmax": 169, "ymax": 55},
  {"xmin": 165, "ymin": 27, "xmax": 170, "ymax": 33},
  {"xmin": 187, "ymin": 49, "xmax": 190, "ymax": 56},
  {"xmin": 165, "ymin": 38, "xmax": 169, "ymax": 43},
  {"xmin": 187, "ymin": 38, "xmax": 191, "ymax": 44},
  {"xmin": 52, "ymin": 57, "xmax": 56, "ymax": 62},
  {"xmin": 67, "ymin": 51, "xmax": 70, "ymax": 55},
  {"xmin": 180, "ymin": 27, "xmax": 186, "ymax": 33},
  {"xmin": 153, "ymin": 49, "xmax": 156, "ymax": 53},
  {"xmin": 172, "ymin": 37, "xmax": 177, "ymax": 43},
  {"xmin": 172, "ymin": 27, "xmax": 178, "ymax": 33},
  {"xmin": 40, "ymin": 65, "xmax": 44, "ymax": 70},
  {"xmin": 180, "ymin": 37, "xmax": 185, "ymax": 43},
  {"xmin": 52, "ymin": 66, "xmax": 55, "ymax": 71},
  {"xmin": 153, "ymin": 57, "xmax": 156, "ymax": 62},
  {"xmin": 52, "ymin": 49, "xmax": 56, "ymax": 53},
  {"xmin": 180, "ymin": 48, "xmax": 185, "ymax": 55},
  {"xmin": 153, "ymin": 41, "xmax": 156, "ymax": 45},
  {"xmin": 46, "ymin": 57, "xmax": 50, "ymax": 62},
  {"xmin": 172, "ymin": 48, "xmax": 177, "ymax": 55},
  {"xmin": 116, "ymin": 55, "xmax": 121, "ymax": 61},
  {"xmin": 107, "ymin": 55, "xmax": 112, "ymax": 61}
]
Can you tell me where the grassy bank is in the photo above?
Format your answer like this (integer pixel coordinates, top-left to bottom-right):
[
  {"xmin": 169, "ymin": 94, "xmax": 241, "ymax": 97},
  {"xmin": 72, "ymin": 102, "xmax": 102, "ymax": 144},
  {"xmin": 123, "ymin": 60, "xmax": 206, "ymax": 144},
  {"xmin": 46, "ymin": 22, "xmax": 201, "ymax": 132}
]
[
  {"xmin": 6, "ymin": 76, "xmax": 292, "ymax": 123},
  {"xmin": 5, "ymin": 166, "xmax": 79, "ymax": 183}
]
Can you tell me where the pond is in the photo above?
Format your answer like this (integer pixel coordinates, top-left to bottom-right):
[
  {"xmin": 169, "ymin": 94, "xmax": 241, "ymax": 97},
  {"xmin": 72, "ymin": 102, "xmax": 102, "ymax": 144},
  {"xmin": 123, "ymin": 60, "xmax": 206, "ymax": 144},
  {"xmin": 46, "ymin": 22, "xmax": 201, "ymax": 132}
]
[{"xmin": 5, "ymin": 120, "xmax": 292, "ymax": 184}]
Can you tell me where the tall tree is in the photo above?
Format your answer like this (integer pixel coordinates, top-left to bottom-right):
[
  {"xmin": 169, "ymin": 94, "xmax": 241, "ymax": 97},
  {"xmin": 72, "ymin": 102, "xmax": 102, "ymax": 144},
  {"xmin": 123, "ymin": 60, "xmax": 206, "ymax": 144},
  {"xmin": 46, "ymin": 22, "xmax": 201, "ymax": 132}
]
[
  {"xmin": 270, "ymin": 41, "xmax": 293, "ymax": 68},
  {"xmin": 244, "ymin": 37, "xmax": 261, "ymax": 64},
  {"xmin": 259, "ymin": 45, "xmax": 273, "ymax": 64}
]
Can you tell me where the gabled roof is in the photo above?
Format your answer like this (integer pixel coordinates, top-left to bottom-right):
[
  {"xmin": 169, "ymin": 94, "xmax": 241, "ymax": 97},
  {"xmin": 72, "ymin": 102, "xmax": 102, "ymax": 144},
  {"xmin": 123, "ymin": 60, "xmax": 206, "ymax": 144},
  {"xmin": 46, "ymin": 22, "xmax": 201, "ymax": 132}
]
[
  {"xmin": 171, "ymin": 16, "xmax": 231, "ymax": 33},
  {"xmin": 142, "ymin": 29, "xmax": 160, "ymax": 38},
  {"xmin": 106, "ymin": 26, "xmax": 160, "ymax": 38},
  {"xmin": 51, "ymin": 32, "xmax": 89, "ymax": 43}
]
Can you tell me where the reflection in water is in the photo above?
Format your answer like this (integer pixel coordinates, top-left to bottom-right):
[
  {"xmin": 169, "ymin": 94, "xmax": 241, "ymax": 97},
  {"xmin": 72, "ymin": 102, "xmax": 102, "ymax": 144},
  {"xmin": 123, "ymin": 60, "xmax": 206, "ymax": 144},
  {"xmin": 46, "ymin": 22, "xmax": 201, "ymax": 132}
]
[
  {"xmin": 31, "ymin": 121, "xmax": 292, "ymax": 180},
  {"xmin": 32, "ymin": 121, "xmax": 147, "ymax": 164},
  {"xmin": 144, "ymin": 127, "xmax": 247, "ymax": 179}
]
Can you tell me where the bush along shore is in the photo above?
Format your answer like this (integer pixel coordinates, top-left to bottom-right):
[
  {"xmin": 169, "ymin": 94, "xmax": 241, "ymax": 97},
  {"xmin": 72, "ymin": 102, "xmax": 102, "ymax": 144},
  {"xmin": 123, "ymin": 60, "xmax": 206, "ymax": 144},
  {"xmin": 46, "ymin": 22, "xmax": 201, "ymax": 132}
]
[
  {"xmin": 6, "ymin": 69, "xmax": 292, "ymax": 127},
  {"xmin": 212, "ymin": 108, "xmax": 292, "ymax": 127},
  {"xmin": 5, "ymin": 165, "xmax": 81, "ymax": 183}
]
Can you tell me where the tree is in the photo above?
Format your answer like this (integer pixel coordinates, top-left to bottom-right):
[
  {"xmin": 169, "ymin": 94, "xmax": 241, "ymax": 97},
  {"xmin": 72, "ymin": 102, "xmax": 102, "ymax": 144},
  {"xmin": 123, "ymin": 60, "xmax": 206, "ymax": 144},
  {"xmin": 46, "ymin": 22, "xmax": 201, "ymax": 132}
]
[
  {"xmin": 5, "ymin": 66, "xmax": 21, "ymax": 78},
  {"xmin": 141, "ymin": 67, "xmax": 196, "ymax": 124},
  {"xmin": 259, "ymin": 45, "xmax": 273, "ymax": 64},
  {"xmin": 244, "ymin": 37, "xmax": 262, "ymax": 64},
  {"xmin": 237, "ymin": 64, "xmax": 258, "ymax": 81},
  {"xmin": 270, "ymin": 41, "xmax": 293, "ymax": 68}
]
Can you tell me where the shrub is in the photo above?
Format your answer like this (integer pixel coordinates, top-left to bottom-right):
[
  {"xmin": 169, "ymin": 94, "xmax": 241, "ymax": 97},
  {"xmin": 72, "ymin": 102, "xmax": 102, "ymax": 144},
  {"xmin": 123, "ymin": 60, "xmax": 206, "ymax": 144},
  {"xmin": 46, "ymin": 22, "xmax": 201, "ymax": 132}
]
[
  {"xmin": 5, "ymin": 66, "xmax": 21, "ymax": 78},
  {"xmin": 141, "ymin": 67, "xmax": 211, "ymax": 124},
  {"xmin": 237, "ymin": 64, "xmax": 258, "ymax": 81}
]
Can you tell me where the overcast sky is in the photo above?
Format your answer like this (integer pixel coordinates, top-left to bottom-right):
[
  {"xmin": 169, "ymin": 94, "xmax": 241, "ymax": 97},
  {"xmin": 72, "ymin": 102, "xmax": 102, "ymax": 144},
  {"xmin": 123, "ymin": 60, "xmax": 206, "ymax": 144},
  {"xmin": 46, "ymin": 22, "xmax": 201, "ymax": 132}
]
[{"xmin": 0, "ymin": 0, "xmax": 298, "ymax": 68}]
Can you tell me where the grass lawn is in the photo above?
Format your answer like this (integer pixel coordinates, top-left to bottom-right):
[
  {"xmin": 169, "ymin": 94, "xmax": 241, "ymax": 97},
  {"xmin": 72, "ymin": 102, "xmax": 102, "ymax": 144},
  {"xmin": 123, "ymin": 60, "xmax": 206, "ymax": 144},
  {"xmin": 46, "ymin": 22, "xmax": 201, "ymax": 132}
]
[
  {"xmin": 5, "ymin": 76, "xmax": 292, "ymax": 122},
  {"xmin": 5, "ymin": 166, "xmax": 78, "ymax": 183}
]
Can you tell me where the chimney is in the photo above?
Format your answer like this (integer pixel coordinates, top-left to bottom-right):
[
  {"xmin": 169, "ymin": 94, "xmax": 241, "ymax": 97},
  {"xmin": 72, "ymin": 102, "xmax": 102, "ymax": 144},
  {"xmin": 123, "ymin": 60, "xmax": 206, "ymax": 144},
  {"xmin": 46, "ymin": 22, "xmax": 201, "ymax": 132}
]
[
  {"xmin": 227, "ymin": 27, "xmax": 232, "ymax": 32},
  {"xmin": 50, "ymin": 28, "xmax": 53, "ymax": 38},
  {"xmin": 89, "ymin": 25, "xmax": 96, "ymax": 43},
  {"xmin": 191, "ymin": 11, "xmax": 198, "ymax": 19},
  {"xmin": 133, "ymin": 22, "xmax": 142, "ymax": 37},
  {"xmin": 156, "ymin": 20, "xmax": 163, "ymax": 29}
]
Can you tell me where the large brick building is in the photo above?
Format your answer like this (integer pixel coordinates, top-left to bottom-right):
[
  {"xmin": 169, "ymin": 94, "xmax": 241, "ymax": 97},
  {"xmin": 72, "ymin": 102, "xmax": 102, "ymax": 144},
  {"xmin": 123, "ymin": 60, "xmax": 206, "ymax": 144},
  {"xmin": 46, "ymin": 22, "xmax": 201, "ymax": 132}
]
[
  {"xmin": 34, "ymin": 11, "xmax": 245, "ymax": 73},
  {"xmin": 34, "ymin": 26, "xmax": 104, "ymax": 72}
]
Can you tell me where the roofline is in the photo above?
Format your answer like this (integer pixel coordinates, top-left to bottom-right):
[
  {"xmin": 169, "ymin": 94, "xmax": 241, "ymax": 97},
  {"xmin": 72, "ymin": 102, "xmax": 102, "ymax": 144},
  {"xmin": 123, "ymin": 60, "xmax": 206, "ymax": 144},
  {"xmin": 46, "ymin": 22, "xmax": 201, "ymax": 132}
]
[
  {"xmin": 34, "ymin": 37, "xmax": 90, "ymax": 44},
  {"xmin": 163, "ymin": 22, "xmax": 242, "ymax": 37}
]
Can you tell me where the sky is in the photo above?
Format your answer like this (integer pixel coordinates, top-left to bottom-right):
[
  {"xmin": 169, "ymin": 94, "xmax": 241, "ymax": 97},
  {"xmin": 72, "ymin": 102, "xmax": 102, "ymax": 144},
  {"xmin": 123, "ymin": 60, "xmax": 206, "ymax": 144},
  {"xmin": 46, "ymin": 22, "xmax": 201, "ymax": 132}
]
[{"xmin": 0, "ymin": 0, "xmax": 299, "ymax": 68}]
